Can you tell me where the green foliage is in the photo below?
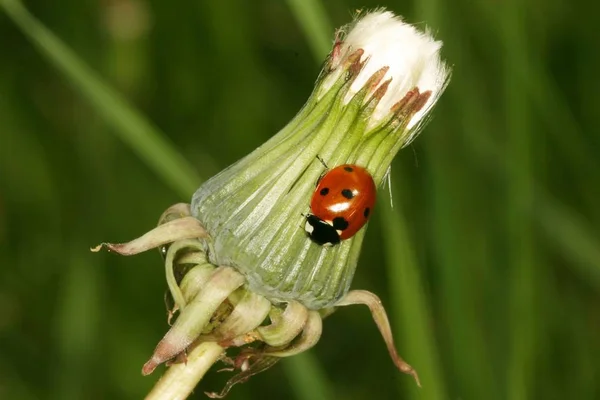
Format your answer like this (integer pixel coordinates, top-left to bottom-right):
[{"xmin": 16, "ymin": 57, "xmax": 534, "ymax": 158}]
[{"xmin": 1, "ymin": 0, "xmax": 598, "ymax": 399}]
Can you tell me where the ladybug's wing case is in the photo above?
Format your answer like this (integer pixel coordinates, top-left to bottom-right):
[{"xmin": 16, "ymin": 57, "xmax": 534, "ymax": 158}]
[
  {"xmin": 310, "ymin": 165, "xmax": 377, "ymax": 240},
  {"xmin": 337, "ymin": 182, "xmax": 376, "ymax": 239}
]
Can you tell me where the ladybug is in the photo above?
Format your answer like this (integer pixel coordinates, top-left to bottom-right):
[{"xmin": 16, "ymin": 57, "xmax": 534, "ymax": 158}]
[{"xmin": 304, "ymin": 164, "xmax": 376, "ymax": 246}]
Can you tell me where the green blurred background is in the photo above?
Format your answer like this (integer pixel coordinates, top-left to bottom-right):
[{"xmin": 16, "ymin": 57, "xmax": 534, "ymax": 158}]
[{"xmin": 1, "ymin": 0, "xmax": 599, "ymax": 399}]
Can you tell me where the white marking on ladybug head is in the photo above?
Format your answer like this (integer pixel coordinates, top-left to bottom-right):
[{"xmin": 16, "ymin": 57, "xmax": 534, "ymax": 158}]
[{"xmin": 304, "ymin": 220, "xmax": 314, "ymax": 234}]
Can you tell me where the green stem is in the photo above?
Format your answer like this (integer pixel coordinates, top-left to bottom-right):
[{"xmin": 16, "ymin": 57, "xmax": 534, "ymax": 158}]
[{"xmin": 145, "ymin": 342, "xmax": 225, "ymax": 400}]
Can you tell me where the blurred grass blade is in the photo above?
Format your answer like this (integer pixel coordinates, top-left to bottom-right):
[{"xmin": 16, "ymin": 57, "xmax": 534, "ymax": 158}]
[
  {"xmin": 503, "ymin": 5, "xmax": 538, "ymax": 397},
  {"xmin": 423, "ymin": 138, "xmax": 499, "ymax": 398},
  {"xmin": 53, "ymin": 248, "xmax": 104, "ymax": 399},
  {"xmin": 414, "ymin": 2, "xmax": 498, "ymax": 397},
  {"xmin": 442, "ymin": 24, "xmax": 600, "ymax": 291},
  {"xmin": 282, "ymin": 354, "xmax": 334, "ymax": 400},
  {"xmin": 1, "ymin": 0, "xmax": 201, "ymax": 198},
  {"xmin": 286, "ymin": 0, "xmax": 332, "ymax": 61},
  {"xmin": 380, "ymin": 197, "xmax": 446, "ymax": 399},
  {"xmin": 536, "ymin": 196, "xmax": 600, "ymax": 283},
  {"xmin": 473, "ymin": 0, "xmax": 600, "ymax": 187}
]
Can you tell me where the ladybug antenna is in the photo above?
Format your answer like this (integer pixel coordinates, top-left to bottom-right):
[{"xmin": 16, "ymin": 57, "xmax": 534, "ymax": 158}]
[
  {"xmin": 383, "ymin": 166, "xmax": 394, "ymax": 209},
  {"xmin": 316, "ymin": 155, "xmax": 328, "ymax": 169}
]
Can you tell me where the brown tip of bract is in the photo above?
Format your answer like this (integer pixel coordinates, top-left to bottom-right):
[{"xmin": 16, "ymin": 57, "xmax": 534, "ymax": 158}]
[
  {"xmin": 371, "ymin": 77, "xmax": 391, "ymax": 102},
  {"xmin": 90, "ymin": 244, "xmax": 104, "ymax": 252},
  {"xmin": 410, "ymin": 369, "xmax": 422, "ymax": 388},
  {"xmin": 393, "ymin": 358, "xmax": 421, "ymax": 387},
  {"xmin": 391, "ymin": 87, "xmax": 420, "ymax": 113},
  {"xmin": 142, "ymin": 357, "xmax": 160, "ymax": 376},
  {"xmin": 347, "ymin": 48, "xmax": 365, "ymax": 77},
  {"xmin": 365, "ymin": 66, "xmax": 389, "ymax": 92},
  {"xmin": 89, "ymin": 242, "xmax": 126, "ymax": 254},
  {"xmin": 412, "ymin": 90, "xmax": 432, "ymax": 114}
]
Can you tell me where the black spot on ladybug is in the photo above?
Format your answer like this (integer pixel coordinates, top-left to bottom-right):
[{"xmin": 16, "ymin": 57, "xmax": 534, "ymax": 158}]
[
  {"xmin": 332, "ymin": 217, "xmax": 349, "ymax": 231},
  {"xmin": 320, "ymin": 187, "xmax": 329, "ymax": 196},
  {"xmin": 342, "ymin": 189, "xmax": 354, "ymax": 200},
  {"xmin": 344, "ymin": 166, "xmax": 354, "ymax": 172},
  {"xmin": 341, "ymin": 189, "xmax": 354, "ymax": 199},
  {"xmin": 364, "ymin": 207, "xmax": 370, "ymax": 218}
]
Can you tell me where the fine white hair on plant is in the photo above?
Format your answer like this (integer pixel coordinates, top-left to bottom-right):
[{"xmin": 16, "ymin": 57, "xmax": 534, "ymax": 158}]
[
  {"xmin": 322, "ymin": 10, "xmax": 450, "ymax": 131},
  {"xmin": 383, "ymin": 165, "xmax": 394, "ymax": 209}
]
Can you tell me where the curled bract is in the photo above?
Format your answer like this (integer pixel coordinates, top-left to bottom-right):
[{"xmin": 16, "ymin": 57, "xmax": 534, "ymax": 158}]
[{"xmin": 94, "ymin": 203, "xmax": 420, "ymax": 398}]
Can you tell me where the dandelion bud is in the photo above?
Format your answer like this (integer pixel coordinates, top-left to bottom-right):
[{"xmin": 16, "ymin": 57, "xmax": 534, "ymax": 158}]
[
  {"xmin": 96, "ymin": 9, "xmax": 450, "ymax": 397},
  {"xmin": 191, "ymin": 10, "xmax": 450, "ymax": 310}
]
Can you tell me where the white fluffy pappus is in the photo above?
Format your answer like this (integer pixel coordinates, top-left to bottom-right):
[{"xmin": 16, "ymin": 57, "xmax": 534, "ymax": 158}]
[{"xmin": 322, "ymin": 10, "xmax": 450, "ymax": 131}]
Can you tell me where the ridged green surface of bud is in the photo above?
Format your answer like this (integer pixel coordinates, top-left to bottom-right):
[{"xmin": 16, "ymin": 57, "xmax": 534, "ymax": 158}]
[{"xmin": 191, "ymin": 11, "xmax": 449, "ymax": 310}]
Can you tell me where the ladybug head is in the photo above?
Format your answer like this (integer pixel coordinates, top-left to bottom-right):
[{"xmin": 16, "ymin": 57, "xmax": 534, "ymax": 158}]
[{"xmin": 304, "ymin": 214, "xmax": 341, "ymax": 247}]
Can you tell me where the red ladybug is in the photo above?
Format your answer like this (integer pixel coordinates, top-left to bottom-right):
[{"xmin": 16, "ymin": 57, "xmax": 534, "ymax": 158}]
[{"xmin": 304, "ymin": 164, "xmax": 376, "ymax": 246}]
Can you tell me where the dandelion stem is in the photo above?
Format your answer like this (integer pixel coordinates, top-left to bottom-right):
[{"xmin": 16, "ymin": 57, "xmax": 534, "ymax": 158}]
[{"xmin": 145, "ymin": 342, "xmax": 224, "ymax": 400}]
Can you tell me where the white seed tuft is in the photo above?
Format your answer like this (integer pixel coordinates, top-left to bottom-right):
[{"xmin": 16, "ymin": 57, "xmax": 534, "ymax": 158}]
[{"xmin": 322, "ymin": 10, "xmax": 450, "ymax": 130}]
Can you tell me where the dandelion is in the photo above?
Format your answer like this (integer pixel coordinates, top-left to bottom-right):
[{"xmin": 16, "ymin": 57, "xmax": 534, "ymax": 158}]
[{"xmin": 94, "ymin": 9, "xmax": 450, "ymax": 398}]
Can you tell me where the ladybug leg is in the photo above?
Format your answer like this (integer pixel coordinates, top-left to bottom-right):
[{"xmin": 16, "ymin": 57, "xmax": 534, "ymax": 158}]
[
  {"xmin": 315, "ymin": 154, "xmax": 329, "ymax": 169},
  {"xmin": 299, "ymin": 212, "xmax": 308, "ymax": 231},
  {"xmin": 314, "ymin": 155, "xmax": 329, "ymax": 186}
]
